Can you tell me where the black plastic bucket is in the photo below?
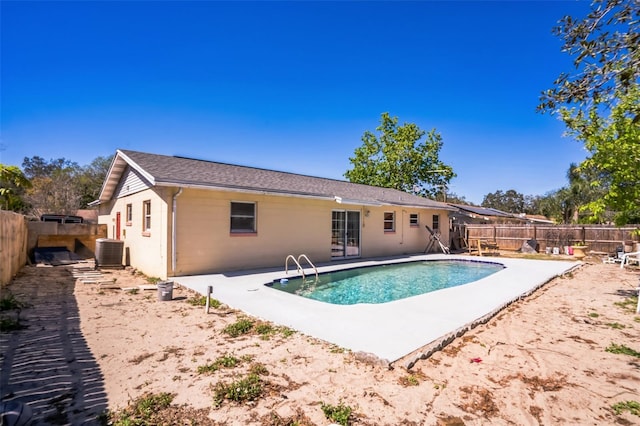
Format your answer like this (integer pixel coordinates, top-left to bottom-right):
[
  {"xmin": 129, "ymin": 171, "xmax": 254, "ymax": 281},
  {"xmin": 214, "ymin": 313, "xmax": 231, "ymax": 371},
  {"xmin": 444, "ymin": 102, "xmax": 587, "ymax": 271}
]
[{"xmin": 157, "ymin": 281, "xmax": 174, "ymax": 301}]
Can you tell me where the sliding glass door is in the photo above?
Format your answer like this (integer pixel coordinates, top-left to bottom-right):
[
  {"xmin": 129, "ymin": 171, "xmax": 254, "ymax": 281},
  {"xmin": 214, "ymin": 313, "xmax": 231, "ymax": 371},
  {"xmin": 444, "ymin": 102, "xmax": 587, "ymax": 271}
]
[{"xmin": 332, "ymin": 210, "xmax": 360, "ymax": 258}]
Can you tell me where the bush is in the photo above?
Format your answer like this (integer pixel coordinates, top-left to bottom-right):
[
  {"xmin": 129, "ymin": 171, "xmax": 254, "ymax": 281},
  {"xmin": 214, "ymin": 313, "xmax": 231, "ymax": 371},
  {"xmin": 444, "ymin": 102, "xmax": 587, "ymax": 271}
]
[{"xmin": 223, "ymin": 318, "xmax": 254, "ymax": 337}]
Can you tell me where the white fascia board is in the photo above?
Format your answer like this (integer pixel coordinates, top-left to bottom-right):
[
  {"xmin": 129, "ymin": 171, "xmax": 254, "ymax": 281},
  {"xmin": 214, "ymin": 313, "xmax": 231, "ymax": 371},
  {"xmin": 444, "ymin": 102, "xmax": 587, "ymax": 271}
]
[
  {"xmin": 117, "ymin": 150, "xmax": 156, "ymax": 185},
  {"xmin": 334, "ymin": 196, "xmax": 382, "ymax": 206}
]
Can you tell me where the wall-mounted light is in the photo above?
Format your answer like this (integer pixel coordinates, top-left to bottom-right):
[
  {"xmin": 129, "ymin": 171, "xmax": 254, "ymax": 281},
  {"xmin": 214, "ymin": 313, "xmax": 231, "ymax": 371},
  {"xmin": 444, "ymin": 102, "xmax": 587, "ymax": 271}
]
[{"xmin": 365, "ymin": 210, "xmax": 370, "ymax": 217}]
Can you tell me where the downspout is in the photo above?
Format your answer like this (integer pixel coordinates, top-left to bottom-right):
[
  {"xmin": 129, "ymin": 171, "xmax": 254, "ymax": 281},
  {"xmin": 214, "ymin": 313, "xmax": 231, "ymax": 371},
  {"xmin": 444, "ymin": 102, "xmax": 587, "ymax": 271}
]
[{"xmin": 171, "ymin": 188, "xmax": 183, "ymax": 274}]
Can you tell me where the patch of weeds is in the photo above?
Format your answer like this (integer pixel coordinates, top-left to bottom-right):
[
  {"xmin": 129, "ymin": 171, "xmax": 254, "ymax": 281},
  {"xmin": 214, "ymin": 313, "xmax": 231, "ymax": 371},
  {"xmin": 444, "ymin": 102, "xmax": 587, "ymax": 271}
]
[
  {"xmin": 249, "ymin": 362, "xmax": 269, "ymax": 375},
  {"xmin": 259, "ymin": 408, "xmax": 315, "ymax": 426},
  {"xmin": 217, "ymin": 354, "xmax": 240, "ymax": 368},
  {"xmin": 329, "ymin": 345, "xmax": 345, "ymax": 354},
  {"xmin": 0, "ymin": 317, "xmax": 25, "ymax": 332},
  {"xmin": 614, "ymin": 296, "xmax": 639, "ymax": 313},
  {"xmin": 0, "ymin": 293, "xmax": 28, "ymax": 311},
  {"xmin": 197, "ymin": 354, "xmax": 240, "ymax": 374},
  {"xmin": 605, "ymin": 343, "xmax": 640, "ymax": 358},
  {"xmin": 278, "ymin": 326, "xmax": 296, "ymax": 338},
  {"xmin": 255, "ymin": 323, "xmax": 275, "ymax": 338},
  {"xmin": 146, "ymin": 276, "xmax": 162, "ymax": 284},
  {"xmin": 611, "ymin": 400, "xmax": 640, "ymax": 417},
  {"xmin": 187, "ymin": 295, "xmax": 221, "ymax": 308},
  {"xmin": 588, "ymin": 312, "xmax": 600, "ymax": 318},
  {"xmin": 434, "ymin": 382, "xmax": 447, "ymax": 390},
  {"xmin": 212, "ymin": 373, "xmax": 262, "ymax": 408},
  {"xmin": 321, "ymin": 401, "xmax": 352, "ymax": 426},
  {"xmin": 223, "ymin": 318, "xmax": 254, "ymax": 337},
  {"xmin": 607, "ymin": 322, "xmax": 626, "ymax": 329},
  {"xmin": 241, "ymin": 354, "xmax": 255, "ymax": 362},
  {"xmin": 108, "ymin": 392, "xmax": 174, "ymax": 425},
  {"xmin": 399, "ymin": 374, "xmax": 420, "ymax": 387},
  {"xmin": 125, "ymin": 288, "xmax": 139, "ymax": 295},
  {"xmin": 635, "ymin": 317, "xmax": 640, "ymax": 323}
]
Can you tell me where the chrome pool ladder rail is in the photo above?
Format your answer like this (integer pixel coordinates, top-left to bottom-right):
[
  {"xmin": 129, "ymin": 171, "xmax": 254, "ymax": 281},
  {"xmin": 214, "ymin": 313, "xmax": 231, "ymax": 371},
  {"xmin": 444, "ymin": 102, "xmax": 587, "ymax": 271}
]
[{"xmin": 284, "ymin": 254, "xmax": 318, "ymax": 280}]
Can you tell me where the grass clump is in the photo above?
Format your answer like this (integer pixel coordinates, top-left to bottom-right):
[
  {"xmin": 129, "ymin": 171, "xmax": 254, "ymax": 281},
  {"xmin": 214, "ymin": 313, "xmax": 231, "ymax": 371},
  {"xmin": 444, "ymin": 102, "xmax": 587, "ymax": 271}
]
[
  {"xmin": 278, "ymin": 326, "xmax": 296, "ymax": 338},
  {"xmin": 399, "ymin": 374, "xmax": 420, "ymax": 386},
  {"xmin": 197, "ymin": 354, "xmax": 240, "ymax": 374},
  {"xmin": 108, "ymin": 392, "xmax": 174, "ymax": 425},
  {"xmin": 187, "ymin": 295, "xmax": 221, "ymax": 308},
  {"xmin": 212, "ymin": 373, "xmax": 262, "ymax": 407},
  {"xmin": 588, "ymin": 312, "xmax": 600, "ymax": 318},
  {"xmin": 321, "ymin": 401, "xmax": 353, "ymax": 426},
  {"xmin": 0, "ymin": 293, "xmax": 29, "ymax": 333},
  {"xmin": 223, "ymin": 318, "xmax": 254, "ymax": 337},
  {"xmin": 0, "ymin": 317, "xmax": 24, "ymax": 332},
  {"xmin": 249, "ymin": 362, "xmax": 269, "ymax": 375},
  {"xmin": 606, "ymin": 322, "xmax": 626, "ymax": 329},
  {"xmin": 0, "ymin": 293, "xmax": 28, "ymax": 311},
  {"xmin": 605, "ymin": 343, "xmax": 640, "ymax": 358},
  {"xmin": 611, "ymin": 400, "xmax": 640, "ymax": 416},
  {"xmin": 614, "ymin": 296, "xmax": 639, "ymax": 313}
]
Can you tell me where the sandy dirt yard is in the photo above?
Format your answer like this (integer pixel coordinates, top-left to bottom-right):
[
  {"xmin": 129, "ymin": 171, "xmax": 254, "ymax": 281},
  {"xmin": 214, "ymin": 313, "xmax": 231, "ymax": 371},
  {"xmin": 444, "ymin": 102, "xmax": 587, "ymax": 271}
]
[{"xmin": 1, "ymin": 257, "xmax": 639, "ymax": 425}]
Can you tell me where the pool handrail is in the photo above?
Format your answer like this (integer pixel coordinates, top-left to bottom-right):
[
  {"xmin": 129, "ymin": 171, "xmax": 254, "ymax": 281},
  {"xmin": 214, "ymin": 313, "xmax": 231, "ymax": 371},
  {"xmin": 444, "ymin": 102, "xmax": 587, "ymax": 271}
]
[
  {"xmin": 284, "ymin": 254, "xmax": 319, "ymax": 280},
  {"xmin": 297, "ymin": 254, "xmax": 319, "ymax": 280}
]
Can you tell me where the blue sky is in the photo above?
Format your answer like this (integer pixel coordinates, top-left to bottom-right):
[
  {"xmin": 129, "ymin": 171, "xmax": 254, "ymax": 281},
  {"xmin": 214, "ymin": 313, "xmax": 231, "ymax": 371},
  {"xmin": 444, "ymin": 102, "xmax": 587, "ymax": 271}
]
[{"xmin": 1, "ymin": 1, "xmax": 592, "ymax": 204}]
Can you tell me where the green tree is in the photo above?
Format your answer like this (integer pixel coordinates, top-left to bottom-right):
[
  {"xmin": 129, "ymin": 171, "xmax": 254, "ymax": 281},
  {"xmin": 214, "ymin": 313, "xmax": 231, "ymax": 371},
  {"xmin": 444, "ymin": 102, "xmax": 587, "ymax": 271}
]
[
  {"xmin": 0, "ymin": 164, "xmax": 31, "ymax": 212},
  {"xmin": 20, "ymin": 155, "xmax": 113, "ymax": 216},
  {"xmin": 76, "ymin": 155, "xmax": 113, "ymax": 207},
  {"xmin": 344, "ymin": 112, "xmax": 455, "ymax": 198},
  {"xmin": 481, "ymin": 189, "xmax": 525, "ymax": 213},
  {"xmin": 22, "ymin": 156, "xmax": 83, "ymax": 217},
  {"xmin": 562, "ymin": 88, "xmax": 640, "ymax": 224},
  {"xmin": 539, "ymin": 0, "xmax": 639, "ymax": 114},
  {"xmin": 539, "ymin": 0, "xmax": 640, "ymax": 224}
]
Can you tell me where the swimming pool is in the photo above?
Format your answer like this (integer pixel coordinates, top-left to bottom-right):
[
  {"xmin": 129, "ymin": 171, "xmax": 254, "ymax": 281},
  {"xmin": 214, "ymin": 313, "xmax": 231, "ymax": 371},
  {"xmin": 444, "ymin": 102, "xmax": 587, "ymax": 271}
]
[
  {"xmin": 267, "ymin": 260, "xmax": 504, "ymax": 305},
  {"xmin": 176, "ymin": 254, "xmax": 579, "ymax": 361}
]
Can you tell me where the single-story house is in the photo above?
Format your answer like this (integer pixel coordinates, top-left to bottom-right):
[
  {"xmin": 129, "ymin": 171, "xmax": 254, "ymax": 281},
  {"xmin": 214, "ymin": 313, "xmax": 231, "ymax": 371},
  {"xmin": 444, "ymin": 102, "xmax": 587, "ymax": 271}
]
[{"xmin": 93, "ymin": 149, "xmax": 455, "ymax": 279}]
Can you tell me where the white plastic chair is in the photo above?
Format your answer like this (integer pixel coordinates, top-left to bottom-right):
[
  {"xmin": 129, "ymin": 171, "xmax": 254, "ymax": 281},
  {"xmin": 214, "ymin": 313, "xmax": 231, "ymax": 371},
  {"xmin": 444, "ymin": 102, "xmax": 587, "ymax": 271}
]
[{"xmin": 620, "ymin": 251, "xmax": 640, "ymax": 269}]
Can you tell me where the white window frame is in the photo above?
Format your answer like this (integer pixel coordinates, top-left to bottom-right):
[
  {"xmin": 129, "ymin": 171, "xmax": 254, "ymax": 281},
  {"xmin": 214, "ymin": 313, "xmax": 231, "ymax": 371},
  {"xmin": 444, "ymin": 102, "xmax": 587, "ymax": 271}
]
[
  {"xmin": 126, "ymin": 203, "xmax": 132, "ymax": 224},
  {"xmin": 143, "ymin": 200, "xmax": 151, "ymax": 231},
  {"xmin": 383, "ymin": 211, "xmax": 395, "ymax": 232},
  {"xmin": 432, "ymin": 214, "xmax": 440, "ymax": 232},
  {"xmin": 230, "ymin": 201, "xmax": 256, "ymax": 233},
  {"xmin": 409, "ymin": 213, "xmax": 419, "ymax": 226}
]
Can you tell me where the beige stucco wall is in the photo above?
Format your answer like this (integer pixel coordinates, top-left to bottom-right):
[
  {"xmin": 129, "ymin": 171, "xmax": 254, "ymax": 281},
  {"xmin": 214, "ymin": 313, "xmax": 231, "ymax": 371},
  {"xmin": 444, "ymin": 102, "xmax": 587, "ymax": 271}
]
[
  {"xmin": 98, "ymin": 187, "xmax": 170, "ymax": 279},
  {"xmin": 98, "ymin": 186, "xmax": 451, "ymax": 278},
  {"xmin": 172, "ymin": 188, "xmax": 450, "ymax": 276}
]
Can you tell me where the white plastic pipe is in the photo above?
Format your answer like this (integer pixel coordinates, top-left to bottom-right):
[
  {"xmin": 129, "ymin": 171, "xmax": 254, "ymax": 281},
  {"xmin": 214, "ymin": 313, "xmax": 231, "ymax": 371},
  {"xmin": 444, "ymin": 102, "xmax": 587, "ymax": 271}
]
[{"xmin": 171, "ymin": 188, "xmax": 183, "ymax": 273}]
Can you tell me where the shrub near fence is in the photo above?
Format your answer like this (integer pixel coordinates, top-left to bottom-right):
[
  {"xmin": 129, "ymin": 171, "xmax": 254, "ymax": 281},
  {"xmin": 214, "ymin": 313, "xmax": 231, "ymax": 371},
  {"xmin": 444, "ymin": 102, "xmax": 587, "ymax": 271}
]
[{"xmin": 465, "ymin": 224, "xmax": 640, "ymax": 254}]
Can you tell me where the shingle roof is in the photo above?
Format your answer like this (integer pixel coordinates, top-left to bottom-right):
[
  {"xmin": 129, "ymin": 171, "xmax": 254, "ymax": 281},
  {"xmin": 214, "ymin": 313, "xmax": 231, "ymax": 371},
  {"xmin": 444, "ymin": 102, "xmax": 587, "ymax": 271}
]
[
  {"xmin": 98, "ymin": 149, "xmax": 452, "ymax": 210},
  {"xmin": 449, "ymin": 204, "xmax": 515, "ymax": 218}
]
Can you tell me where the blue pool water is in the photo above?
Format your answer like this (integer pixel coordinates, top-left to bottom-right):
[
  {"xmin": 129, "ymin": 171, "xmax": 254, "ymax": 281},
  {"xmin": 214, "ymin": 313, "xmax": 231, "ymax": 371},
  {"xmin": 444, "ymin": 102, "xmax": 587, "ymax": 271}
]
[{"xmin": 267, "ymin": 260, "xmax": 504, "ymax": 305}]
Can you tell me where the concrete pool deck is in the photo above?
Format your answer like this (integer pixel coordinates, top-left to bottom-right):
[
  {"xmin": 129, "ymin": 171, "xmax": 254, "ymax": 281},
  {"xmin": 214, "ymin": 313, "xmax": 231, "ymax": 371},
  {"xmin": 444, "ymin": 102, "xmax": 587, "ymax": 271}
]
[{"xmin": 174, "ymin": 254, "xmax": 579, "ymax": 362}]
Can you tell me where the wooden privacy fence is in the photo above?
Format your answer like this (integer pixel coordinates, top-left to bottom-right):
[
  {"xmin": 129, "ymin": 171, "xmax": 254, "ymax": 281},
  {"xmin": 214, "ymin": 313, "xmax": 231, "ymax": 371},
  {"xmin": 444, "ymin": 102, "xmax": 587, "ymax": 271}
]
[
  {"xmin": 465, "ymin": 224, "xmax": 640, "ymax": 254},
  {"xmin": 1, "ymin": 211, "xmax": 28, "ymax": 287}
]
